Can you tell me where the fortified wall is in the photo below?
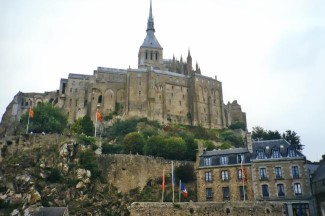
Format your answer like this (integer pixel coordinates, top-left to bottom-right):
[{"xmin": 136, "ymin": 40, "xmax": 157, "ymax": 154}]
[
  {"xmin": 128, "ymin": 201, "xmax": 284, "ymax": 216},
  {"xmin": 98, "ymin": 154, "xmax": 193, "ymax": 193}
]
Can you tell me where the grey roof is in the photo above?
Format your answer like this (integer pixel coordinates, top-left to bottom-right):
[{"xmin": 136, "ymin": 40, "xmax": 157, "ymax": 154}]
[
  {"xmin": 202, "ymin": 147, "xmax": 249, "ymax": 156},
  {"xmin": 141, "ymin": 31, "xmax": 162, "ymax": 49},
  {"xmin": 312, "ymin": 161, "xmax": 325, "ymax": 182},
  {"xmin": 251, "ymin": 139, "xmax": 304, "ymax": 159},
  {"xmin": 33, "ymin": 207, "xmax": 68, "ymax": 216}
]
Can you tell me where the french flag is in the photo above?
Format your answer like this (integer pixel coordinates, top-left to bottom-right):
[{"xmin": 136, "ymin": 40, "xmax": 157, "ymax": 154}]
[{"xmin": 180, "ymin": 182, "xmax": 188, "ymax": 198}]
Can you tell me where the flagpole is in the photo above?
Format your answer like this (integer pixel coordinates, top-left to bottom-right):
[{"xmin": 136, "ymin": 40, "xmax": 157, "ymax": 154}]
[
  {"xmin": 241, "ymin": 155, "xmax": 246, "ymax": 201},
  {"xmin": 26, "ymin": 114, "xmax": 30, "ymax": 134},
  {"xmin": 161, "ymin": 168, "xmax": 165, "ymax": 202},
  {"xmin": 179, "ymin": 179, "xmax": 181, "ymax": 203},
  {"xmin": 172, "ymin": 161, "xmax": 175, "ymax": 203},
  {"xmin": 94, "ymin": 109, "xmax": 98, "ymax": 137}
]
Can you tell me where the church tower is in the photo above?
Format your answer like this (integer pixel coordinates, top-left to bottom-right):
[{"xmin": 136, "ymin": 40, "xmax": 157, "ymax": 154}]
[{"xmin": 138, "ymin": 0, "xmax": 163, "ymax": 69}]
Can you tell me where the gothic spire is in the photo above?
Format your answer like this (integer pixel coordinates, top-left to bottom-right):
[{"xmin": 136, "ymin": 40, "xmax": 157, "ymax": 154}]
[{"xmin": 146, "ymin": 0, "xmax": 155, "ymax": 32}]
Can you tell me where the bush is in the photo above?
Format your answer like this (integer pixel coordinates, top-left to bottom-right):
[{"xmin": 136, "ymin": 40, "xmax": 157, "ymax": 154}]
[
  {"xmin": 102, "ymin": 143, "xmax": 123, "ymax": 154},
  {"xmin": 78, "ymin": 150, "xmax": 100, "ymax": 179},
  {"xmin": 47, "ymin": 168, "xmax": 62, "ymax": 183},
  {"xmin": 175, "ymin": 164, "xmax": 195, "ymax": 183},
  {"xmin": 123, "ymin": 132, "xmax": 145, "ymax": 154}
]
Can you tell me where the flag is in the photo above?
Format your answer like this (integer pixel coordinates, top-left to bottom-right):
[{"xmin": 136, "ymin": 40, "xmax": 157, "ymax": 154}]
[
  {"xmin": 162, "ymin": 169, "xmax": 165, "ymax": 192},
  {"xmin": 241, "ymin": 155, "xmax": 247, "ymax": 184},
  {"xmin": 96, "ymin": 109, "xmax": 102, "ymax": 121},
  {"xmin": 171, "ymin": 161, "xmax": 175, "ymax": 186},
  {"xmin": 29, "ymin": 106, "xmax": 34, "ymax": 118},
  {"xmin": 180, "ymin": 182, "xmax": 188, "ymax": 198}
]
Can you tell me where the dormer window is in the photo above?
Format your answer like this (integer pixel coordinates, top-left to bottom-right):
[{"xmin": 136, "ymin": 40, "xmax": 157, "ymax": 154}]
[
  {"xmin": 237, "ymin": 154, "xmax": 244, "ymax": 164},
  {"xmin": 220, "ymin": 156, "xmax": 228, "ymax": 165},
  {"xmin": 288, "ymin": 149, "xmax": 296, "ymax": 157},
  {"xmin": 257, "ymin": 150, "xmax": 266, "ymax": 159},
  {"xmin": 271, "ymin": 149, "xmax": 280, "ymax": 158},
  {"xmin": 204, "ymin": 157, "xmax": 212, "ymax": 166}
]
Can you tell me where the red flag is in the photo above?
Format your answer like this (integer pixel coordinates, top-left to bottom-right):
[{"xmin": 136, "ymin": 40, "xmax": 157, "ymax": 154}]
[
  {"xmin": 241, "ymin": 158, "xmax": 247, "ymax": 184},
  {"xmin": 162, "ymin": 169, "xmax": 165, "ymax": 192},
  {"xmin": 96, "ymin": 109, "xmax": 102, "ymax": 121},
  {"xmin": 29, "ymin": 107, "xmax": 34, "ymax": 118}
]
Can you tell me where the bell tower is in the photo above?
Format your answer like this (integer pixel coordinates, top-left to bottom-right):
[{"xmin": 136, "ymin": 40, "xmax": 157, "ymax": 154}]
[{"xmin": 138, "ymin": 0, "xmax": 163, "ymax": 69}]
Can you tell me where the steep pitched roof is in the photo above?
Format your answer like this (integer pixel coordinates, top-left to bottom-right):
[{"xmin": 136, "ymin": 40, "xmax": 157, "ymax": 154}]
[
  {"xmin": 251, "ymin": 139, "xmax": 304, "ymax": 159},
  {"xmin": 312, "ymin": 161, "xmax": 325, "ymax": 182}
]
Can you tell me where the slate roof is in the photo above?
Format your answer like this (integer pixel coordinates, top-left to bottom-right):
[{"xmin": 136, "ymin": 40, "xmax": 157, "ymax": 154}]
[
  {"xmin": 251, "ymin": 139, "xmax": 304, "ymax": 160},
  {"xmin": 199, "ymin": 148, "xmax": 250, "ymax": 167},
  {"xmin": 33, "ymin": 207, "xmax": 68, "ymax": 216},
  {"xmin": 312, "ymin": 161, "xmax": 325, "ymax": 182},
  {"xmin": 141, "ymin": 31, "xmax": 162, "ymax": 49}
]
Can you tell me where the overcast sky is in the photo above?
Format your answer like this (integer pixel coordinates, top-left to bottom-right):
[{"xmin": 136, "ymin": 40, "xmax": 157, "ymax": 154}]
[{"xmin": 1, "ymin": 0, "xmax": 324, "ymax": 162}]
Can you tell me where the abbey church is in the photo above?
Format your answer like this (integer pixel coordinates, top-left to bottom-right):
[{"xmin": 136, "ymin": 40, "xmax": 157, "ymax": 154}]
[{"xmin": 0, "ymin": 1, "xmax": 246, "ymax": 136}]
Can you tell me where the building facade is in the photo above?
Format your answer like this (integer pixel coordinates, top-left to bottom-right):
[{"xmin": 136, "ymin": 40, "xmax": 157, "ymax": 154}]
[
  {"xmin": 197, "ymin": 139, "xmax": 315, "ymax": 216},
  {"xmin": 0, "ymin": 1, "xmax": 246, "ymax": 137}
]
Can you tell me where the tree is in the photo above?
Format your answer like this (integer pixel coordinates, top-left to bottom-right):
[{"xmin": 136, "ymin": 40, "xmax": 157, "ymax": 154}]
[
  {"xmin": 21, "ymin": 102, "xmax": 67, "ymax": 133},
  {"xmin": 71, "ymin": 116, "xmax": 94, "ymax": 136},
  {"xmin": 123, "ymin": 132, "xmax": 146, "ymax": 154},
  {"xmin": 143, "ymin": 135, "xmax": 166, "ymax": 157},
  {"xmin": 283, "ymin": 130, "xmax": 303, "ymax": 151},
  {"xmin": 228, "ymin": 121, "xmax": 246, "ymax": 130},
  {"xmin": 175, "ymin": 164, "xmax": 195, "ymax": 183},
  {"xmin": 252, "ymin": 126, "xmax": 281, "ymax": 140},
  {"xmin": 164, "ymin": 137, "xmax": 187, "ymax": 160}
]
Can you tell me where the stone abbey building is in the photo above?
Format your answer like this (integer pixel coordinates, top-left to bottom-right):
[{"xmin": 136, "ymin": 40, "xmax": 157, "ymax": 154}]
[{"xmin": 0, "ymin": 1, "xmax": 246, "ymax": 136}]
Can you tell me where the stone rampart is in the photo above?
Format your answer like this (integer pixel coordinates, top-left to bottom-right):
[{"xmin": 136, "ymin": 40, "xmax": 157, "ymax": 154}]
[
  {"xmin": 97, "ymin": 154, "xmax": 193, "ymax": 193},
  {"xmin": 128, "ymin": 201, "xmax": 284, "ymax": 216}
]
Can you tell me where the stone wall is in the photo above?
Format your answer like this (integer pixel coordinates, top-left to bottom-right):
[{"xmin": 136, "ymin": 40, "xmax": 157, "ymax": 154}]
[
  {"xmin": 128, "ymin": 201, "xmax": 284, "ymax": 216},
  {"xmin": 97, "ymin": 154, "xmax": 193, "ymax": 193}
]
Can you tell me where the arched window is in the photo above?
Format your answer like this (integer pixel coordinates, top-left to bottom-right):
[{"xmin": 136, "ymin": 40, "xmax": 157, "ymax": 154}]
[{"xmin": 98, "ymin": 95, "xmax": 102, "ymax": 103}]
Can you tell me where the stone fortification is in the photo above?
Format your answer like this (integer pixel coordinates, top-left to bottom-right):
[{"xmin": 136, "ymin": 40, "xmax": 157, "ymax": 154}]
[
  {"xmin": 128, "ymin": 201, "xmax": 284, "ymax": 216},
  {"xmin": 98, "ymin": 154, "xmax": 193, "ymax": 193}
]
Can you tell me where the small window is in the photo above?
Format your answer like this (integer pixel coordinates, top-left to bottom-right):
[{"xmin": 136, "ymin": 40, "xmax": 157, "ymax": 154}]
[
  {"xmin": 237, "ymin": 154, "xmax": 244, "ymax": 163},
  {"xmin": 206, "ymin": 188, "xmax": 213, "ymax": 200},
  {"xmin": 221, "ymin": 170, "xmax": 229, "ymax": 181},
  {"xmin": 277, "ymin": 184, "xmax": 285, "ymax": 197},
  {"xmin": 257, "ymin": 150, "xmax": 266, "ymax": 159},
  {"xmin": 205, "ymin": 171, "xmax": 212, "ymax": 182},
  {"xmin": 294, "ymin": 183, "xmax": 302, "ymax": 195},
  {"xmin": 262, "ymin": 184, "xmax": 269, "ymax": 198},
  {"xmin": 179, "ymin": 101, "xmax": 181, "ymax": 106},
  {"xmin": 288, "ymin": 149, "xmax": 296, "ymax": 157},
  {"xmin": 204, "ymin": 157, "xmax": 212, "ymax": 166},
  {"xmin": 145, "ymin": 51, "xmax": 148, "ymax": 60},
  {"xmin": 150, "ymin": 52, "xmax": 153, "ymax": 60},
  {"xmin": 98, "ymin": 95, "xmax": 102, "ymax": 103},
  {"xmin": 240, "ymin": 186, "xmax": 247, "ymax": 200},
  {"xmin": 222, "ymin": 187, "xmax": 230, "ymax": 200},
  {"xmin": 238, "ymin": 169, "xmax": 243, "ymax": 180},
  {"xmin": 292, "ymin": 166, "xmax": 299, "ymax": 178},
  {"xmin": 139, "ymin": 81, "xmax": 141, "ymax": 86},
  {"xmin": 259, "ymin": 168, "xmax": 267, "ymax": 180},
  {"xmin": 275, "ymin": 167, "xmax": 282, "ymax": 179},
  {"xmin": 155, "ymin": 52, "xmax": 158, "ymax": 60},
  {"xmin": 220, "ymin": 156, "xmax": 228, "ymax": 165},
  {"xmin": 138, "ymin": 91, "xmax": 141, "ymax": 96},
  {"xmin": 271, "ymin": 149, "xmax": 280, "ymax": 158}
]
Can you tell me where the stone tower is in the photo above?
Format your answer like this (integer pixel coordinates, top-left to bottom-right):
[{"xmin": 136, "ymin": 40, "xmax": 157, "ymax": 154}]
[{"xmin": 138, "ymin": 0, "xmax": 163, "ymax": 69}]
